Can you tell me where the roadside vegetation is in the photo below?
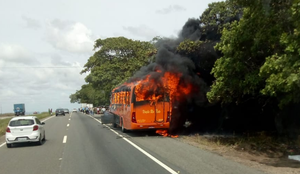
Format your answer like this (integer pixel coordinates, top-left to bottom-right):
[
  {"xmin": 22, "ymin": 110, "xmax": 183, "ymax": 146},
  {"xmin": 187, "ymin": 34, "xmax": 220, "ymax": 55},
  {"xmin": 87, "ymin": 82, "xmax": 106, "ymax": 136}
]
[
  {"xmin": 0, "ymin": 113, "xmax": 15, "ymax": 117},
  {"xmin": 182, "ymin": 133, "xmax": 300, "ymax": 158},
  {"xmin": 0, "ymin": 112, "xmax": 52, "ymax": 136}
]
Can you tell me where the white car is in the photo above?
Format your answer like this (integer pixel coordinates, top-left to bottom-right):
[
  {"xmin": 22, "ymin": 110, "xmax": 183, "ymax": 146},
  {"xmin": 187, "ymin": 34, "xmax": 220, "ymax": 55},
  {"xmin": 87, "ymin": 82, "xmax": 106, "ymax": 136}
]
[
  {"xmin": 5, "ymin": 116, "xmax": 46, "ymax": 148},
  {"xmin": 72, "ymin": 108, "xmax": 77, "ymax": 112}
]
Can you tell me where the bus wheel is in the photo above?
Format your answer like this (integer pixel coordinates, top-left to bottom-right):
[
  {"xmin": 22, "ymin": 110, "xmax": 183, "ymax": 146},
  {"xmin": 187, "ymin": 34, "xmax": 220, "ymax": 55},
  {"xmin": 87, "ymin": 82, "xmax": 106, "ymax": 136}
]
[
  {"xmin": 121, "ymin": 119, "xmax": 126, "ymax": 133},
  {"xmin": 113, "ymin": 121, "xmax": 117, "ymax": 128},
  {"xmin": 112, "ymin": 115, "xmax": 117, "ymax": 128}
]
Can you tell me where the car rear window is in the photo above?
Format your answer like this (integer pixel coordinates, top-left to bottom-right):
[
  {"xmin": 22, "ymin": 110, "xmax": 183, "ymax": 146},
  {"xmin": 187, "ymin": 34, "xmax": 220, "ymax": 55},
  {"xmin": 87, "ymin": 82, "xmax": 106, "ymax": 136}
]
[{"xmin": 9, "ymin": 119, "xmax": 34, "ymax": 127}]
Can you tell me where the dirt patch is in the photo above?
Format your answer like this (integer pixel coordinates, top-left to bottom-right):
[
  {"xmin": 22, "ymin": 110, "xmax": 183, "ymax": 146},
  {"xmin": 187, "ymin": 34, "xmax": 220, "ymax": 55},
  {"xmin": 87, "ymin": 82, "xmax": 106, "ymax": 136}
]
[{"xmin": 179, "ymin": 134, "xmax": 300, "ymax": 174}]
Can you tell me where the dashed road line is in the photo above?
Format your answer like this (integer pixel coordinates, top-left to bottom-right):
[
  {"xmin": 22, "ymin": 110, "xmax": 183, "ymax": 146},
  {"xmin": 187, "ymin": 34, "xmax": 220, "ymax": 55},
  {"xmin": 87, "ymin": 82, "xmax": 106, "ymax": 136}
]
[
  {"xmin": 67, "ymin": 124, "xmax": 70, "ymax": 127},
  {"xmin": 63, "ymin": 136, "xmax": 67, "ymax": 143}
]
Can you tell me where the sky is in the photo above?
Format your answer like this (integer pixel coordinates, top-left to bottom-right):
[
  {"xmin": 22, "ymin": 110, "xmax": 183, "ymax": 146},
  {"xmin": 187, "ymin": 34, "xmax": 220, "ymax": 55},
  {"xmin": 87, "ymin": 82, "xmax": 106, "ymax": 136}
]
[{"xmin": 0, "ymin": 0, "xmax": 220, "ymax": 114}]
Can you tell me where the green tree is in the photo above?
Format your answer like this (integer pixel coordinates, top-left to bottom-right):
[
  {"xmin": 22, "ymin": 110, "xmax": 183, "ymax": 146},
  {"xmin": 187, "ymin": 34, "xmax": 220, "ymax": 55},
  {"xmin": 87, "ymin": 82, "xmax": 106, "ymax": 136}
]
[
  {"xmin": 260, "ymin": 0, "xmax": 300, "ymax": 108},
  {"xmin": 73, "ymin": 37, "xmax": 156, "ymax": 105},
  {"xmin": 176, "ymin": 1, "xmax": 243, "ymax": 86},
  {"xmin": 199, "ymin": 0, "xmax": 243, "ymax": 41},
  {"xmin": 69, "ymin": 84, "xmax": 101, "ymax": 105},
  {"xmin": 207, "ymin": 0, "xmax": 292, "ymax": 105}
]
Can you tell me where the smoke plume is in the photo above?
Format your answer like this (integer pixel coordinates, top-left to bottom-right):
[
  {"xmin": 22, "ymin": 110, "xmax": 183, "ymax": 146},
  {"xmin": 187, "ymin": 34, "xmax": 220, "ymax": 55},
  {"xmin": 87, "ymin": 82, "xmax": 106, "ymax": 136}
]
[{"xmin": 127, "ymin": 18, "xmax": 214, "ymax": 134}]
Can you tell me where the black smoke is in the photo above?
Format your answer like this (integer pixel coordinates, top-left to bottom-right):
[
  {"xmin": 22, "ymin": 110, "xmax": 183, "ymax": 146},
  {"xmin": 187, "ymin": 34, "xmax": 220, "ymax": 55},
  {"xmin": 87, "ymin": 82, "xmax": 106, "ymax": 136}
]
[{"xmin": 127, "ymin": 18, "xmax": 220, "ymax": 134}]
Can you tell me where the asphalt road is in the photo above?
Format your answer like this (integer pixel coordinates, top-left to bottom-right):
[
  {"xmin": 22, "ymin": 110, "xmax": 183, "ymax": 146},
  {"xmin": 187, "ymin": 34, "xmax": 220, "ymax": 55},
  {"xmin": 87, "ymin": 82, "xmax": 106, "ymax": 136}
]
[{"xmin": 0, "ymin": 112, "xmax": 267, "ymax": 174}]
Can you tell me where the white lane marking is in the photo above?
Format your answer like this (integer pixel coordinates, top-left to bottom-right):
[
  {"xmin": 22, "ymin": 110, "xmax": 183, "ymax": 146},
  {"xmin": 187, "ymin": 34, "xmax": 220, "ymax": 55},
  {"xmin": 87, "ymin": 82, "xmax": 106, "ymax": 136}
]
[
  {"xmin": 42, "ymin": 116, "xmax": 55, "ymax": 122},
  {"xmin": 88, "ymin": 115, "xmax": 177, "ymax": 174},
  {"xmin": 63, "ymin": 136, "xmax": 67, "ymax": 143},
  {"xmin": 69, "ymin": 119, "xmax": 71, "ymax": 121},
  {"xmin": 0, "ymin": 142, "xmax": 6, "ymax": 147},
  {"xmin": 67, "ymin": 124, "xmax": 70, "ymax": 127}
]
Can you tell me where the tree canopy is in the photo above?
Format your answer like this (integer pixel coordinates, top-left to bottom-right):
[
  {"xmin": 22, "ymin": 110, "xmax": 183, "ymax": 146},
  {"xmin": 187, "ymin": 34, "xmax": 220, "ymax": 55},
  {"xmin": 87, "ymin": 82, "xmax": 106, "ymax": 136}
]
[
  {"xmin": 207, "ymin": 0, "xmax": 296, "ymax": 106},
  {"xmin": 70, "ymin": 37, "xmax": 156, "ymax": 105}
]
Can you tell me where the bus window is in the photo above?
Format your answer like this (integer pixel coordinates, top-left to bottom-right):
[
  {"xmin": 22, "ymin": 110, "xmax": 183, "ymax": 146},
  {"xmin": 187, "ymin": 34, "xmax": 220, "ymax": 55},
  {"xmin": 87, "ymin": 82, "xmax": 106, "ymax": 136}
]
[
  {"xmin": 121, "ymin": 92, "xmax": 124, "ymax": 104},
  {"xmin": 126, "ymin": 91, "xmax": 129, "ymax": 105},
  {"xmin": 113, "ymin": 93, "xmax": 116, "ymax": 104},
  {"xmin": 132, "ymin": 86, "xmax": 169, "ymax": 104}
]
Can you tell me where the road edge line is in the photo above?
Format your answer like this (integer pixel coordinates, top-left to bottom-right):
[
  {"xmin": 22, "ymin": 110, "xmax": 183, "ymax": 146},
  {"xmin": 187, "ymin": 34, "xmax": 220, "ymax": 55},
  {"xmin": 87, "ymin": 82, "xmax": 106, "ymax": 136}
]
[
  {"xmin": 88, "ymin": 115, "xmax": 177, "ymax": 174},
  {"xmin": 0, "ymin": 142, "xmax": 6, "ymax": 147},
  {"xmin": 42, "ymin": 115, "xmax": 55, "ymax": 122}
]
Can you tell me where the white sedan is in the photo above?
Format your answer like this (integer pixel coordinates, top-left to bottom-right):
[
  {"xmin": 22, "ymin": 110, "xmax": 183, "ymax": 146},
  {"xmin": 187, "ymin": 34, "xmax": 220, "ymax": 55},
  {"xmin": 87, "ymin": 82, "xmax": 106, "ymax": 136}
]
[{"xmin": 5, "ymin": 116, "xmax": 46, "ymax": 148}]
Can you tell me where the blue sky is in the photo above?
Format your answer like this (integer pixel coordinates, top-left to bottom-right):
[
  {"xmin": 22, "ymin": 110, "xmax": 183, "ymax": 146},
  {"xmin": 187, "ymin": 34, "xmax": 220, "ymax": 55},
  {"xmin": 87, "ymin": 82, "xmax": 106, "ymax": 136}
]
[{"xmin": 0, "ymin": 0, "xmax": 220, "ymax": 114}]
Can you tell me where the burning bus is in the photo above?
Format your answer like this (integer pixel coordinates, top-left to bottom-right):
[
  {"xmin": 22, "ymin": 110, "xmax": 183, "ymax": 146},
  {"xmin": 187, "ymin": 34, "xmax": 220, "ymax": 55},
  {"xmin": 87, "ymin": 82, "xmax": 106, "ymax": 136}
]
[{"xmin": 109, "ymin": 78, "xmax": 172, "ymax": 132}]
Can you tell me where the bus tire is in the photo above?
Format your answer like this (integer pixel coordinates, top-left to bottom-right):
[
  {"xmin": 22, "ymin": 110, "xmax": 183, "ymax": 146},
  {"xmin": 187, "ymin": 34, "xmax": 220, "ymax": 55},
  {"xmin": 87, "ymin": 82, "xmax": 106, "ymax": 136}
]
[
  {"xmin": 121, "ymin": 119, "xmax": 126, "ymax": 133},
  {"xmin": 112, "ymin": 115, "xmax": 117, "ymax": 128}
]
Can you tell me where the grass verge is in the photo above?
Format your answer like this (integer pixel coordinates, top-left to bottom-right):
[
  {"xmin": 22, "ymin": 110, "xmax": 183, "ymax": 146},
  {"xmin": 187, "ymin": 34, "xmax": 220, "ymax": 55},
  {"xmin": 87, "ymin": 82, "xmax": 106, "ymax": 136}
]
[{"xmin": 181, "ymin": 132, "xmax": 300, "ymax": 158}]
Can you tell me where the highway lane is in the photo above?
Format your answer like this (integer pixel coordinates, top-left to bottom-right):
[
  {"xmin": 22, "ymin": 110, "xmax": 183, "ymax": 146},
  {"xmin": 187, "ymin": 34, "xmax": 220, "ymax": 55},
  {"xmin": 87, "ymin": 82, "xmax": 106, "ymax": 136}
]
[
  {"xmin": 0, "ymin": 113, "xmax": 175, "ymax": 174},
  {"xmin": 59, "ymin": 112, "xmax": 174, "ymax": 174},
  {"xmin": 94, "ymin": 113, "xmax": 267, "ymax": 174},
  {"xmin": 0, "ymin": 112, "xmax": 267, "ymax": 174}
]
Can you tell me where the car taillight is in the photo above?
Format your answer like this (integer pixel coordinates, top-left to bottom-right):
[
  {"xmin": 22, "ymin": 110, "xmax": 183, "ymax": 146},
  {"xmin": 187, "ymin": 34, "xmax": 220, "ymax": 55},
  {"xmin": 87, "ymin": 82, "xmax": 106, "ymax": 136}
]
[
  {"xmin": 132, "ymin": 112, "xmax": 137, "ymax": 123},
  {"xmin": 33, "ymin": 125, "xmax": 39, "ymax": 131},
  {"xmin": 6, "ymin": 127, "xmax": 11, "ymax": 133},
  {"xmin": 166, "ymin": 111, "xmax": 171, "ymax": 122}
]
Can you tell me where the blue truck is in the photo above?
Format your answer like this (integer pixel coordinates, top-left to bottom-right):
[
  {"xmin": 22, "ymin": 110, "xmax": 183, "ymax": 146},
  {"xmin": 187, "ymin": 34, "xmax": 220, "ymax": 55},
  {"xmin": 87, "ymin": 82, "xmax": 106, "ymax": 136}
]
[{"xmin": 14, "ymin": 103, "xmax": 25, "ymax": 116}]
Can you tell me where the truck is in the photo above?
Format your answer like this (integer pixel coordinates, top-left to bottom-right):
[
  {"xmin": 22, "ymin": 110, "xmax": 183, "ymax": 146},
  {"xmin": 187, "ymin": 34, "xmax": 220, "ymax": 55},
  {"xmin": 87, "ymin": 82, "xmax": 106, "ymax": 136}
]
[
  {"xmin": 14, "ymin": 103, "xmax": 25, "ymax": 116},
  {"xmin": 87, "ymin": 103, "xmax": 93, "ymax": 109},
  {"xmin": 81, "ymin": 103, "xmax": 87, "ymax": 109}
]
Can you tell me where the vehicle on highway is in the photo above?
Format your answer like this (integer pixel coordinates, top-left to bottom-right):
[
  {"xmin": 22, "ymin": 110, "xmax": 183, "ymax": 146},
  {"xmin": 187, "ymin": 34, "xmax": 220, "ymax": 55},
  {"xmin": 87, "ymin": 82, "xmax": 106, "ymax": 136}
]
[
  {"xmin": 5, "ymin": 116, "xmax": 46, "ymax": 148},
  {"xmin": 72, "ymin": 108, "xmax": 77, "ymax": 112},
  {"xmin": 55, "ymin": 108, "xmax": 65, "ymax": 116},
  {"xmin": 13, "ymin": 103, "xmax": 25, "ymax": 116},
  {"xmin": 109, "ymin": 81, "xmax": 171, "ymax": 132},
  {"xmin": 63, "ymin": 108, "xmax": 69, "ymax": 114}
]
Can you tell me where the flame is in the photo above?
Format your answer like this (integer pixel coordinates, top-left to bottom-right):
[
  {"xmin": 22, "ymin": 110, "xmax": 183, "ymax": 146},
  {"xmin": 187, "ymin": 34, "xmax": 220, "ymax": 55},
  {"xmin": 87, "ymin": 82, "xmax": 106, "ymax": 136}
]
[
  {"xmin": 134, "ymin": 71, "xmax": 194, "ymax": 103},
  {"xmin": 156, "ymin": 130, "xmax": 178, "ymax": 138},
  {"xmin": 112, "ymin": 67, "xmax": 195, "ymax": 104}
]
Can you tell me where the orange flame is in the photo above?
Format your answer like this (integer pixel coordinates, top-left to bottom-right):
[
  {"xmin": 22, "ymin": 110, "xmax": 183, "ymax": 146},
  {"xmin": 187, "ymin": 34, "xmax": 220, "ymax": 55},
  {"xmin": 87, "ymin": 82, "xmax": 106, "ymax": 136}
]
[
  {"xmin": 156, "ymin": 130, "xmax": 178, "ymax": 138},
  {"xmin": 134, "ymin": 71, "xmax": 194, "ymax": 102},
  {"xmin": 112, "ymin": 69, "xmax": 195, "ymax": 108}
]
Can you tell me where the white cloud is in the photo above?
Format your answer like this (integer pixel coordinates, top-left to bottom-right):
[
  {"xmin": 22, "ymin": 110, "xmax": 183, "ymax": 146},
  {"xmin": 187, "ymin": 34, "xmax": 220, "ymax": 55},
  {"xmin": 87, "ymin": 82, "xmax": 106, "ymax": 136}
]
[
  {"xmin": 22, "ymin": 16, "xmax": 41, "ymax": 29},
  {"xmin": 123, "ymin": 25, "xmax": 160, "ymax": 40},
  {"xmin": 0, "ymin": 44, "xmax": 37, "ymax": 65},
  {"xmin": 45, "ymin": 19, "xmax": 94, "ymax": 53},
  {"xmin": 156, "ymin": 5, "xmax": 186, "ymax": 14}
]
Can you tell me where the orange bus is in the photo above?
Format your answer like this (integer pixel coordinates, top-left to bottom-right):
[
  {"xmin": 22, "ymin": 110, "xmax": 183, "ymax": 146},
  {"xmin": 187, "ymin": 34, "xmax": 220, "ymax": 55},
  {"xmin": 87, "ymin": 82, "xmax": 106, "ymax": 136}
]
[{"xmin": 109, "ymin": 82, "xmax": 171, "ymax": 132}]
